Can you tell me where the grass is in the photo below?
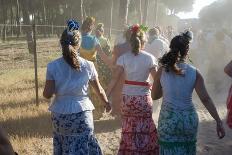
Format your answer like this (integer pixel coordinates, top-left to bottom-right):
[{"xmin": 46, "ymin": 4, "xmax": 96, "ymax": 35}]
[{"xmin": 0, "ymin": 67, "xmax": 53, "ymax": 154}]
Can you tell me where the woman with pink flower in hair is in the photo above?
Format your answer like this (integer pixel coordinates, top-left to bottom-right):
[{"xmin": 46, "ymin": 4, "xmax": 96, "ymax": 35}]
[{"xmin": 107, "ymin": 24, "xmax": 159, "ymax": 155}]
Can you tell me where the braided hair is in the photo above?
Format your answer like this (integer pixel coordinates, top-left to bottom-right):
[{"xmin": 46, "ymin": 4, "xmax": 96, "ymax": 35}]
[{"xmin": 60, "ymin": 20, "xmax": 81, "ymax": 70}]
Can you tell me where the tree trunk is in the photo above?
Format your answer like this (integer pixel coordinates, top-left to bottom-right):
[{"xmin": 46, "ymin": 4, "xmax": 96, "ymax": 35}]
[
  {"xmin": 21, "ymin": 0, "xmax": 34, "ymax": 54},
  {"xmin": 1, "ymin": 0, "xmax": 7, "ymax": 42},
  {"xmin": 10, "ymin": 2, "xmax": 14, "ymax": 37},
  {"xmin": 153, "ymin": 0, "xmax": 158, "ymax": 25},
  {"xmin": 42, "ymin": 0, "xmax": 47, "ymax": 37},
  {"xmin": 16, "ymin": 0, "xmax": 21, "ymax": 38},
  {"xmin": 80, "ymin": 0, "xmax": 84, "ymax": 22},
  {"xmin": 108, "ymin": 0, "xmax": 114, "ymax": 39},
  {"xmin": 142, "ymin": 0, "xmax": 149, "ymax": 25},
  {"xmin": 118, "ymin": 0, "xmax": 130, "ymax": 29},
  {"xmin": 139, "ymin": 0, "xmax": 142, "ymax": 24}
]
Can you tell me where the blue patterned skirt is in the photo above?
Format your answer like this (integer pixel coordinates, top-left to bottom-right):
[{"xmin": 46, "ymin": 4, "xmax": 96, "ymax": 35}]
[
  {"xmin": 51, "ymin": 111, "xmax": 102, "ymax": 155},
  {"xmin": 158, "ymin": 104, "xmax": 198, "ymax": 155}
]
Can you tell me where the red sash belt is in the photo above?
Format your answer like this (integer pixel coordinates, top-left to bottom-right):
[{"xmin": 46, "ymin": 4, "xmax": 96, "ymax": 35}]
[{"xmin": 125, "ymin": 80, "xmax": 151, "ymax": 88}]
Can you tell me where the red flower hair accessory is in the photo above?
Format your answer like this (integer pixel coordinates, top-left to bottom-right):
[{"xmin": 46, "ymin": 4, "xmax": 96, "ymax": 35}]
[
  {"xmin": 130, "ymin": 24, "xmax": 148, "ymax": 33},
  {"xmin": 130, "ymin": 24, "xmax": 140, "ymax": 33}
]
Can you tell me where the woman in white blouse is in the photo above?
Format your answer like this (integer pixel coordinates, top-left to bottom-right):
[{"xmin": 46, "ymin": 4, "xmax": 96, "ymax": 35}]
[
  {"xmin": 107, "ymin": 25, "xmax": 159, "ymax": 155},
  {"xmin": 43, "ymin": 20, "xmax": 111, "ymax": 155}
]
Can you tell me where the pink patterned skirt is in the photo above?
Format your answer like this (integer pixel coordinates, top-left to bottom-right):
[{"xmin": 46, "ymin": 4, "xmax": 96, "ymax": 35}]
[
  {"xmin": 118, "ymin": 94, "xmax": 159, "ymax": 155},
  {"xmin": 227, "ymin": 85, "xmax": 232, "ymax": 129}
]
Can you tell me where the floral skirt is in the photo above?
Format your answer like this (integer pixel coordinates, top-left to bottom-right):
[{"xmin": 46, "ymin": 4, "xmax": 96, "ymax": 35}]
[
  {"xmin": 158, "ymin": 103, "xmax": 198, "ymax": 155},
  {"xmin": 118, "ymin": 94, "xmax": 159, "ymax": 155},
  {"xmin": 51, "ymin": 111, "xmax": 102, "ymax": 155},
  {"xmin": 227, "ymin": 85, "xmax": 232, "ymax": 129}
]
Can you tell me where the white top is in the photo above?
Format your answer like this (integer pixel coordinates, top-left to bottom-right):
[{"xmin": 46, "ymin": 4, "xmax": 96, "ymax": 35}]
[
  {"xmin": 46, "ymin": 57, "xmax": 97, "ymax": 114},
  {"xmin": 145, "ymin": 38, "xmax": 169, "ymax": 59},
  {"xmin": 160, "ymin": 63, "xmax": 197, "ymax": 110},
  {"xmin": 116, "ymin": 50, "xmax": 158, "ymax": 95}
]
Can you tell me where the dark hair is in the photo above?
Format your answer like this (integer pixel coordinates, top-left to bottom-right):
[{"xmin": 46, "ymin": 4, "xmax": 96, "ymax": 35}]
[
  {"xmin": 130, "ymin": 29, "xmax": 146, "ymax": 55},
  {"xmin": 60, "ymin": 29, "xmax": 81, "ymax": 70},
  {"xmin": 159, "ymin": 33, "xmax": 190, "ymax": 74}
]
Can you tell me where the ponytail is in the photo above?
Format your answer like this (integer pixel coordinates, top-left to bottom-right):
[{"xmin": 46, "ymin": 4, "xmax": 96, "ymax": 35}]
[
  {"xmin": 130, "ymin": 33, "xmax": 141, "ymax": 55},
  {"xmin": 160, "ymin": 48, "xmax": 182, "ymax": 74},
  {"xmin": 129, "ymin": 25, "xmax": 146, "ymax": 56},
  {"xmin": 60, "ymin": 29, "xmax": 81, "ymax": 70},
  {"xmin": 159, "ymin": 34, "xmax": 191, "ymax": 75}
]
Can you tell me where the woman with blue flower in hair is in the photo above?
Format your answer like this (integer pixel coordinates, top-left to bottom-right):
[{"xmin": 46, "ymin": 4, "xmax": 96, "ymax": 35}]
[{"xmin": 43, "ymin": 20, "xmax": 111, "ymax": 155}]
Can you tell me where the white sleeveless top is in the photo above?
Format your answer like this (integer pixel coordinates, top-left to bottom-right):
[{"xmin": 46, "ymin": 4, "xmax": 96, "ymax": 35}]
[{"xmin": 160, "ymin": 63, "xmax": 197, "ymax": 110}]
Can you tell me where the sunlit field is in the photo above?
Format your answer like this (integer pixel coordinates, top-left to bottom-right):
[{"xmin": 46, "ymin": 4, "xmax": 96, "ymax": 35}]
[{"xmin": 0, "ymin": 39, "xmax": 57, "ymax": 154}]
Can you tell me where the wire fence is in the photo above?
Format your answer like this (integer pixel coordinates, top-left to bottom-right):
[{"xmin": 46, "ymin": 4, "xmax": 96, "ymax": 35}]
[
  {"xmin": 0, "ymin": 24, "xmax": 122, "ymax": 71},
  {"xmin": 0, "ymin": 23, "xmax": 122, "ymax": 106},
  {"xmin": 0, "ymin": 23, "xmax": 123, "ymax": 40}
]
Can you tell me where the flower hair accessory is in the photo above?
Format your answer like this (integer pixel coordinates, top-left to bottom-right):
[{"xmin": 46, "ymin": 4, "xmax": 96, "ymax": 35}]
[
  {"xmin": 65, "ymin": 19, "xmax": 80, "ymax": 45},
  {"xmin": 67, "ymin": 19, "xmax": 80, "ymax": 33},
  {"xmin": 130, "ymin": 24, "xmax": 148, "ymax": 33}
]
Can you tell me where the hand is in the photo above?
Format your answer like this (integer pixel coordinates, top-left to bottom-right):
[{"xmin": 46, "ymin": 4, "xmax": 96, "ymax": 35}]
[
  {"xmin": 216, "ymin": 121, "xmax": 225, "ymax": 139},
  {"xmin": 105, "ymin": 102, "xmax": 112, "ymax": 113}
]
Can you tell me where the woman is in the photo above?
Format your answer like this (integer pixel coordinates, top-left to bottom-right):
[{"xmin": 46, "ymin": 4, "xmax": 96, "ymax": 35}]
[
  {"xmin": 110, "ymin": 27, "xmax": 132, "ymax": 117},
  {"xmin": 152, "ymin": 31, "xmax": 225, "ymax": 155},
  {"xmin": 95, "ymin": 23, "xmax": 112, "ymax": 86},
  {"xmin": 80, "ymin": 17, "xmax": 111, "ymax": 118},
  {"xmin": 224, "ymin": 60, "xmax": 232, "ymax": 128},
  {"xmin": 80, "ymin": 17, "xmax": 111, "ymax": 66},
  {"xmin": 43, "ymin": 21, "xmax": 111, "ymax": 155},
  {"xmin": 107, "ymin": 25, "xmax": 159, "ymax": 155}
]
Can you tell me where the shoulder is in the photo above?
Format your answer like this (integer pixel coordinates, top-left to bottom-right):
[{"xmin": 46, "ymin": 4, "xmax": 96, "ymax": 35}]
[
  {"xmin": 47, "ymin": 57, "xmax": 63, "ymax": 67},
  {"xmin": 186, "ymin": 63, "xmax": 197, "ymax": 71},
  {"xmin": 79, "ymin": 57, "xmax": 95, "ymax": 69},
  {"xmin": 140, "ymin": 50, "xmax": 157, "ymax": 59}
]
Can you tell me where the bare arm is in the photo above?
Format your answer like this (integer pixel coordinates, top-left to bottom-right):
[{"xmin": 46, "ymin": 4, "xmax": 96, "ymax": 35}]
[
  {"xmin": 224, "ymin": 60, "xmax": 232, "ymax": 77},
  {"xmin": 96, "ymin": 44, "xmax": 112, "ymax": 67},
  {"xmin": 106, "ymin": 65, "xmax": 124, "ymax": 97},
  {"xmin": 111, "ymin": 46, "xmax": 119, "ymax": 65},
  {"xmin": 150, "ymin": 66, "xmax": 157, "ymax": 80},
  {"xmin": 89, "ymin": 77, "xmax": 111, "ymax": 112},
  {"xmin": 151, "ymin": 67, "xmax": 163, "ymax": 100},
  {"xmin": 195, "ymin": 70, "xmax": 225, "ymax": 139},
  {"xmin": 43, "ymin": 80, "xmax": 55, "ymax": 99},
  {"xmin": 0, "ymin": 127, "xmax": 15, "ymax": 155}
]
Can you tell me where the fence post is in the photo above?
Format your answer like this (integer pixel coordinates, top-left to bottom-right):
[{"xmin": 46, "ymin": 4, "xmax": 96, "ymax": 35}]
[{"xmin": 32, "ymin": 23, "xmax": 39, "ymax": 106}]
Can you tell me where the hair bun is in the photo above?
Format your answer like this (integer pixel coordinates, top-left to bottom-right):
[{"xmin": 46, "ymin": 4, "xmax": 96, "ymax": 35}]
[{"xmin": 182, "ymin": 30, "xmax": 193, "ymax": 42}]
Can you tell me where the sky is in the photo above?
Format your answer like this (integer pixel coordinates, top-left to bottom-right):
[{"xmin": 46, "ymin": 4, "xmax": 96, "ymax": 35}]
[{"xmin": 177, "ymin": 0, "xmax": 218, "ymax": 19}]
